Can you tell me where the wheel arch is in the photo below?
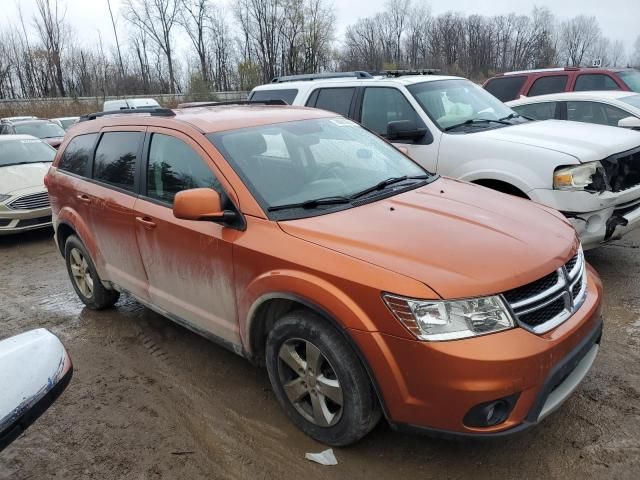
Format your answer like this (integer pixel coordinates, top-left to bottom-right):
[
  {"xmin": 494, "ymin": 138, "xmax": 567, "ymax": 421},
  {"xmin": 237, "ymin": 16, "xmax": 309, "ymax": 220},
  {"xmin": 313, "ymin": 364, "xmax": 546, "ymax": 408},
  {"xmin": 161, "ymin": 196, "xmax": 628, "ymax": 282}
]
[
  {"xmin": 246, "ymin": 292, "xmax": 391, "ymax": 420},
  {"xmin": 471, "ymin": 178, "xmax": 530, "ymax": 198}
]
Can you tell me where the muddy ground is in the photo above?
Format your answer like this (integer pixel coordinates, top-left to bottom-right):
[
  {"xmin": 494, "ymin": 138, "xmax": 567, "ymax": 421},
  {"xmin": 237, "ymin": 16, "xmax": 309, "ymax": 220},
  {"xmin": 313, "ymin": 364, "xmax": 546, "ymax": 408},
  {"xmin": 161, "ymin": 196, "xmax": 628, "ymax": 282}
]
[{"xmin": 0, "ymin": 228, "xmax": 638, "ymax": 480}]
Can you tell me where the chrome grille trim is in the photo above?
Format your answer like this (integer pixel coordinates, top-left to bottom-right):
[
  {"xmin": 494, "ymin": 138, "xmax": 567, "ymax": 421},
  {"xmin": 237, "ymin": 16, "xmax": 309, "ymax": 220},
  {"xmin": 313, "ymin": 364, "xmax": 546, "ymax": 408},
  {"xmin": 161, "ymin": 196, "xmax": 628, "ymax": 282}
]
[
  {"xmin": 502, "ymin": 247, "xmax": 587, "ymax": 334},
  {"xmin": 7, "ymin": 191, "xmax": 50, "ymax": 210}
]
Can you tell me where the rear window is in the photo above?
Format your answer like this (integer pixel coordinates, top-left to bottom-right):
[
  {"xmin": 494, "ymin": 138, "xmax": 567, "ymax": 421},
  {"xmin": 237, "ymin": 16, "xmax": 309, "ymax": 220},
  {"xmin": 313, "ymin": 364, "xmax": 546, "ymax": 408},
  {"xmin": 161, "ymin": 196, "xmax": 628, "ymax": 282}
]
[
  {"xmin": 250, "ymin": 89, "xmax": 298, "ymax": 105},
  {"xmin": 528, "ymin": 75, "xmax": 568, "ymax": 97},
  {"xmin": 484, "ymin": 76, "xmax": 526, "ymax": 102},
  {"xmin": 306, "ymin": 88, "xmax": 356, "ymax": 117},
  {"xmin": 574, "ymin": 74, "xmax": 619, "ymax": 92},
  {"xmin": 93, "ymin": 132, "xmax": 143, "ymax": 192},
  {"xmin": 13, "ymin": 121, "xmax": 65, "ymax": 139},
  {"xmin": 617, "ymin": 70, "xmax": 640, "ymax": 92},
  {"xmin": 58, "ymin": 134, "xmax": 98, "ymax": 177}
]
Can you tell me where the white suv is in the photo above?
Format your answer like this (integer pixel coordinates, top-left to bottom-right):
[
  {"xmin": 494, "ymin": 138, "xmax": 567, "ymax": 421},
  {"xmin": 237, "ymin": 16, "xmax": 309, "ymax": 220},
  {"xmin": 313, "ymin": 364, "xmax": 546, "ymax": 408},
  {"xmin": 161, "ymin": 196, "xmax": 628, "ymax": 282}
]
[{"xmin": 251, "ymin": 72, "xmax": 640, "ymax": 249}]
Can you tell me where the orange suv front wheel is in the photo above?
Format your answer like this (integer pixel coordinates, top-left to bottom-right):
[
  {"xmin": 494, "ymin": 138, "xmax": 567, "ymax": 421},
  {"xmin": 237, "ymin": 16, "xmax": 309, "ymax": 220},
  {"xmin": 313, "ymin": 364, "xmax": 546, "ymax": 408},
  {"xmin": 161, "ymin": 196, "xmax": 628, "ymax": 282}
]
[{"xmin": 265, "ymin": 310, "xmax": 381, "ymax": 446}]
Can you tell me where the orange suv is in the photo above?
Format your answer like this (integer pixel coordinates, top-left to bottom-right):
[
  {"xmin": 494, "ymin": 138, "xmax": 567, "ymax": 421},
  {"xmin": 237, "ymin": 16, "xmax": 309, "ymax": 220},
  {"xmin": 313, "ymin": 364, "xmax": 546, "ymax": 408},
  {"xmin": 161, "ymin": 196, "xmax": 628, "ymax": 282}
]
[{"xmin": 46, "ymin": 103, "xmax": 603, "ymax": 445}]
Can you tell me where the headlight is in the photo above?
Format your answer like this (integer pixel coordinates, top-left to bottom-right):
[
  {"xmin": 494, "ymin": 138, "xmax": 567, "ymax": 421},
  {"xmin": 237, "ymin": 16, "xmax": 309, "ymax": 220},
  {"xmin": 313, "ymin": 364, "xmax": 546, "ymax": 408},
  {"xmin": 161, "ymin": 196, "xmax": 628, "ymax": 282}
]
[
  {"xmin": 0, "ymin": 194, "xmax": 10, "ymax": 203},
  {"xmin": 383, "ymin": 294, "xmax": 515, "ymax": 341},
  {"xmin": 553, "ymin": 162, "xmax": 607, "ymax": 191}
]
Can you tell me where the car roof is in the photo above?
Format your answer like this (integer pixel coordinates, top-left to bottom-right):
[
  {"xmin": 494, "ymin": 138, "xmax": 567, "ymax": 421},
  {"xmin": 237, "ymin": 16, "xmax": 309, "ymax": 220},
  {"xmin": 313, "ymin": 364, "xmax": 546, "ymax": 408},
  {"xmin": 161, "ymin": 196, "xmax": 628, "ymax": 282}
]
[
  {"xmin": 9, "ymin": 119, "xmax": 55, "ymax": 125},
  {"xmin": 251, "ymin": 74, "xmax": 464, "ymax": 91},
  {"xmin": 69, "ymin": 105, "xmax": 338, "ymax": 135},
  {"xmin": 53, "ymin": 116, "xmax": 79, "ymax": 120},
  {"xmin": 507, "ymin": 90, "xmax": 639, "ymax": 106},
  {"xmin": 0, "ymin": 134, "xmax": 41, "ymax": 142},
  {"xmin": 498, "ymin": 67, "xmax": 633, "ymax": 77}
]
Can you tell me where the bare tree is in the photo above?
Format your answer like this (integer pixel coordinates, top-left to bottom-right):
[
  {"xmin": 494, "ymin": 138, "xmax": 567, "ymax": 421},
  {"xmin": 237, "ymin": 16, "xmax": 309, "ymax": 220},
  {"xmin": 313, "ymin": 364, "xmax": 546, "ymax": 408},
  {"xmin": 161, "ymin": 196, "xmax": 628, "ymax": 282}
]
[
  {"xmin": 124, "ymin": 0, "xmax": 180, "ymax": 93},
  {"xmin": 560, "ymin": 15, "xmax": 600, "ymax": 66},
  {"xmin": 609, "ymin": 40, "xmax": 625, "ymax": 68},
  {"xmin": 180, "ymin": 0, "xmax": 210, "ymax": 85},
  {"xmin": 107, "ymin": 0, "xmax": 125, "ymax": 77},
  {"xmin": 33, "ymin": 0, "xmax": 67, "ymax": 96}
]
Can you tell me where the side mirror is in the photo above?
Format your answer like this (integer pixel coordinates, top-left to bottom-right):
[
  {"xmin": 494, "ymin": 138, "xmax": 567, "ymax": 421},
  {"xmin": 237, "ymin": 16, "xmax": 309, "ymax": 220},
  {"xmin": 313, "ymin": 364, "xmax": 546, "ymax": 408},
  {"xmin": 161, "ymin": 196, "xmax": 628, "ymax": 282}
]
[
  {"xmin": 0, "ymin": 329, "xmax": 73, "ymax": 452},
  {"xmin": 617, "ymin": 116, "xmax": 640, "ymax": 130},
  {"xmin": 387, "ymin": 120, "xmax": 427, "ymax": 141},
  {"xmin": 174, "ymin": 188, "xmax": 231, "ymax": 222}
]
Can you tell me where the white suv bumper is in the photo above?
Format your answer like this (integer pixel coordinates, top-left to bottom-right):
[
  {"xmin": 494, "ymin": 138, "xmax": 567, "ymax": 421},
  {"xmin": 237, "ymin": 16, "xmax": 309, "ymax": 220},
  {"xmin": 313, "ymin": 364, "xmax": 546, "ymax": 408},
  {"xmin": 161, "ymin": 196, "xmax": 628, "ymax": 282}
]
[{"xmin": 530, "ymin": 185, "xmax": 640, "ymax": 250}]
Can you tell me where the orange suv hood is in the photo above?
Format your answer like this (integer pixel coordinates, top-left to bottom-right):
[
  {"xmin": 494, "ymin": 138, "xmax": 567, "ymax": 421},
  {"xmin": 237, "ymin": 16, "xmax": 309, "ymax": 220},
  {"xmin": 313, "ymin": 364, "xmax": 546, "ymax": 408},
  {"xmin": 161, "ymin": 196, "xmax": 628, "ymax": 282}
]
[{"xmin": 279, "ymin": 178, "xmax": 578, "ymax": 299}]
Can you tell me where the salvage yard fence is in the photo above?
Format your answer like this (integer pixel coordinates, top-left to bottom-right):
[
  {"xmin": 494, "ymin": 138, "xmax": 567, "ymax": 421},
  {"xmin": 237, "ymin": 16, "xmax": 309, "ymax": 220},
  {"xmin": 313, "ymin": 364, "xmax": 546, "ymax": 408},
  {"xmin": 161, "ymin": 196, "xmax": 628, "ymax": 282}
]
[{"xmin": 0, "ymin": 91, "xmax": 250, "ymax": 119}]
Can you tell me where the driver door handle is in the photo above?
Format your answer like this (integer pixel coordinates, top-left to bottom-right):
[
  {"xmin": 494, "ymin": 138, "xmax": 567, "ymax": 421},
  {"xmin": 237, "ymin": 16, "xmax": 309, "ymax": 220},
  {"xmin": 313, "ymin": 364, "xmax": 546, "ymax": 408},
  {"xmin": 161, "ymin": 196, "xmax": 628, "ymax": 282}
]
[
  {"xmin": 136, "ymin": 216, "xmax": 157, "ymax": 229},
  {"xmin": 77, "ymin": 194, "xmax": 91, "ymax": 204}
]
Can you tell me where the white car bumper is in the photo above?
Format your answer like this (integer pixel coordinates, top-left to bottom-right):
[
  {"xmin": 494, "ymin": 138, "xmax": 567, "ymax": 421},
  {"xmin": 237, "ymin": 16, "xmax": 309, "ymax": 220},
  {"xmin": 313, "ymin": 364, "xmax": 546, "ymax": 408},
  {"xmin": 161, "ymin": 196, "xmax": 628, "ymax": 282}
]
[{"xmin": 530, "ymin": 185, "xmax": 640, "ymax": 250}]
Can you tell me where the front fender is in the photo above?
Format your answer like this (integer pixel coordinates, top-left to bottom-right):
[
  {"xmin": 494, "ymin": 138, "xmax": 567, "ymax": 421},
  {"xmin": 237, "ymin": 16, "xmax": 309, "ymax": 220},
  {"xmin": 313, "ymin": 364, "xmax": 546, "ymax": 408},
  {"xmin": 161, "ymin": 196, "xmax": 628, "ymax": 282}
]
[
  {"xmin": 457, "ymin": 168, "xmax": 536, "ymax": 195},
  {"xmin": 240, "ymin": 269, "xmax": 380, "ymax": 353}
]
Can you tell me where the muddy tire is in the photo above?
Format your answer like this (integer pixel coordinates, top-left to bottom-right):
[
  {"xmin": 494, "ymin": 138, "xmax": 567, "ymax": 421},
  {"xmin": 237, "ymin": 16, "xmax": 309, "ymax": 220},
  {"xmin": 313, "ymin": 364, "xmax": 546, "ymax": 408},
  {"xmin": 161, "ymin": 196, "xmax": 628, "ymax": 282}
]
[
  {"xmin": 265, "ymin": 310, "xmax": 381, "ymax": 446},
  {"xmin": 64, "ymin": 235, "xmax": 119, "ymax": 310}
]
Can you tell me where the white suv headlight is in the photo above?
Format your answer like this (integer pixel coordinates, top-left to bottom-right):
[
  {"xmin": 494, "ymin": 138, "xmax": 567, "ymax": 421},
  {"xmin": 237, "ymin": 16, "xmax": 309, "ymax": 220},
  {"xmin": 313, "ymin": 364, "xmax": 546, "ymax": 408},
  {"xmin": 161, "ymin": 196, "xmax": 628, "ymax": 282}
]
[
  {"xmin": 553, "ymin": 161, "xmax": 607, "ymax": 191},
  {"xmin": 383, "ymin": 294, "xmax": 515, "ymax": 341}
]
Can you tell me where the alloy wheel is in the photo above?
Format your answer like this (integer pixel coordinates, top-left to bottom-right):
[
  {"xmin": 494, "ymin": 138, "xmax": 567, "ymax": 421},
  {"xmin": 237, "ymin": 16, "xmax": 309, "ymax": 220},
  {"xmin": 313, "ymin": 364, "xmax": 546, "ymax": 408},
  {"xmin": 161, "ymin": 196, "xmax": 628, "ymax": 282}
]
[
  {"xmin": 277, "ymin": 338, "xmax": 344, "ymax": 427},
  {"xmin": 69, "ymin": 247, "xmax": 94, "ymax": 298}
]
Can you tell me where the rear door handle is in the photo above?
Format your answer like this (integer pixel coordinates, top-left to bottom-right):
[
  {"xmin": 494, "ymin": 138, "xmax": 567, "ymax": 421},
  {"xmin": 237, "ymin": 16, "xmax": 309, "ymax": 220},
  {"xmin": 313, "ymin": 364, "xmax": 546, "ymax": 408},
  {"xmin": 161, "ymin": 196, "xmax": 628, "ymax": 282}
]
[
  {"xmin": 77, "ymin": 194, "xmax": 91, "ymax": 204},
  {"xmin": 136, "ymin": 216, "xmax": 157, "ymax": 229}
]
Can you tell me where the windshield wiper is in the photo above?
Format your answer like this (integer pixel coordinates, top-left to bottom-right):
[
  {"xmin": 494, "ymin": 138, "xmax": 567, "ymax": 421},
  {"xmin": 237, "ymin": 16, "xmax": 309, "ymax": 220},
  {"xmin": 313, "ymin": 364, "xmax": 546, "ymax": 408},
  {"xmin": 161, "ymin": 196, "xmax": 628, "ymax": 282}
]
[
  {"xmin": 349, "ymin": 175, "xmax": 430, "ymax": 200},
  {"xmin": 267, "ymin": 195, "xmax": 351, "ymax": 212},
  {"xmin": 444, "ymin": 118, "xmax": 512, "ymax": 132}
]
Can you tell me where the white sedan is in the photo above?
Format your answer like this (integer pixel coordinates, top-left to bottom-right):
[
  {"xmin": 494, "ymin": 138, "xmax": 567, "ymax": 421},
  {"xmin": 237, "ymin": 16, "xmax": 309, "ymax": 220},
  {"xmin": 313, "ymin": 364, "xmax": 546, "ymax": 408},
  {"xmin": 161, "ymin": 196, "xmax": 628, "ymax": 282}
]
[
  {"xmin": 0, "ymin": 135, "xmax": 56, "ymax": 235},
  {"xmin": 507, "ymin": 91, "xmax": 640, "ymax": 130}
]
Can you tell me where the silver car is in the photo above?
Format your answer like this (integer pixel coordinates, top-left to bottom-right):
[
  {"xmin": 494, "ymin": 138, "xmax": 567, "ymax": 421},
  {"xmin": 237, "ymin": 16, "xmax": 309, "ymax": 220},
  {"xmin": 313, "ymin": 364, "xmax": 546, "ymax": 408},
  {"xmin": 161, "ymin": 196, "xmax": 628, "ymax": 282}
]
[{"xmin": 0, "ymin": 135, "xmax": 56, "ymax": 235}]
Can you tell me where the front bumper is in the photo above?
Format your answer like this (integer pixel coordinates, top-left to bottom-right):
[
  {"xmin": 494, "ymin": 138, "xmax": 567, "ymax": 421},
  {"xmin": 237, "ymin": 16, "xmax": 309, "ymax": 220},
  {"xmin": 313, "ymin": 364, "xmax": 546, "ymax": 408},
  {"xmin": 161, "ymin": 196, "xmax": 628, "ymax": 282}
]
[
  {"xmin": 0, "ymin": 207, "xmax": 52, "ymax": 235},
  {"xmin": 530, "ymin": 186, "xmax": 640, "ymax": 250},
  {"xmin": 349, "ymin": 266, "xmax": 603, "ymax": 437}
]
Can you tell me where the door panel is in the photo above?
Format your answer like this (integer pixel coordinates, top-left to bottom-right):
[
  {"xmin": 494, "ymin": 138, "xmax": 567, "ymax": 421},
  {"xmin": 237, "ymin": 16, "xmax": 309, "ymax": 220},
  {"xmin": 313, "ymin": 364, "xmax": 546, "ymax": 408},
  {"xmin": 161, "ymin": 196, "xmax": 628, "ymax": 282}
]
[
  {"xmin": 134, "ymin": 129, "xmax": 240, "ymax": 344},
  {"xmin": 85, "ymin": 128, "xmax": 149, "ymax": 298}
]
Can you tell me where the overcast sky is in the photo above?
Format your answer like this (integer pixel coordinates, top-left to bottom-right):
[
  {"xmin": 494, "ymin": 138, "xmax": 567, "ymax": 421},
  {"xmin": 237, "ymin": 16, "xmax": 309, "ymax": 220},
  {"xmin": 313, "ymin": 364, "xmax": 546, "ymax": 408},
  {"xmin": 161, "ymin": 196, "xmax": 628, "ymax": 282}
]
[{"xmin": 2, "ymin": 0, "xmax": 638, "ymax": 58}]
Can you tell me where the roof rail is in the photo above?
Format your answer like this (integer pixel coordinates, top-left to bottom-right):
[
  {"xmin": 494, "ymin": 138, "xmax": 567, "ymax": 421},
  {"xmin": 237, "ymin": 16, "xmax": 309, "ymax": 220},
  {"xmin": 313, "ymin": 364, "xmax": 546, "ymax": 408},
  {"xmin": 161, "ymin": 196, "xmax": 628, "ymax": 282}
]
[
  {"xmin": 79, "ymin": 108, "xmax": 175, "ymax": 122},
  {"xmin": 271, "ymin": 71, "xmax": 373, "ymax": 83},
  {"xmin": 178, "ymin": 99, "xmax": 288, "ymax": 109},
  {"xmin": 501, "ymin": 67, "xmax": 581, "ymax": 76},
  {"xmin": 385, "ymin": 69, "xmax": 441, "ymax": 77}
]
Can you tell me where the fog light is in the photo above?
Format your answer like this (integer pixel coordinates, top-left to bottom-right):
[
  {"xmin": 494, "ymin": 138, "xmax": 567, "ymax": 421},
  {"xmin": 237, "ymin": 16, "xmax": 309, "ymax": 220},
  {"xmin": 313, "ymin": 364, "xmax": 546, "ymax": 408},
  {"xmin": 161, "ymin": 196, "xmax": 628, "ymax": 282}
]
[{"xmin": 463, "ymin": 393, "xmax": 520, "ymax": 428}]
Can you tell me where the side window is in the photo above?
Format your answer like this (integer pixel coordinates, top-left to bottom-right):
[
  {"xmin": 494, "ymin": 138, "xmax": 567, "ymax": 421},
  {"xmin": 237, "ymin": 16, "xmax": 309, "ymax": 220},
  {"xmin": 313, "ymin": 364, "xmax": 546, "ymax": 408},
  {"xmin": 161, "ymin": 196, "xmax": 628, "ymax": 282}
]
[
  {"xmin": 93, "ymin": 132, "xmax": 142, "ymax": 192},
  {"xmin": 512, "ymin": 102, "xmax": 557, "ymax": 121},
  {"xmin": 250, "ymin": 89, "xmax": 298, "ymax": 105},
  {"xmin": 361, "ymin": 87, "xmax": 420, "ymax": 136},
  {"xmin": 574, "ymin": 74, "xmax": 620, "ymax": 92},
  {"xmin": 484, "ymin": 76, "xmax": 527, "ymax": 102},
  {"xmin": 58, "ymin": 133, "xmax": 98, "ymax": 177},
  {"xmin": 146, "ymin": 133, "xmax": 221, "ymax": 205},
  {"xmin": 567, "ymin": 101, "xmax": 609, "ymax": 125},
  {"xmin": 602, "ymin": 104, "xmax": 632, "ymax": 126},
  {"xmin": 307, "ymin": 88, "xmax": 355, "ymax": 117},
  {"xmin": 528, "ymin": 76, "xmax": 568, "ymax": 97}
]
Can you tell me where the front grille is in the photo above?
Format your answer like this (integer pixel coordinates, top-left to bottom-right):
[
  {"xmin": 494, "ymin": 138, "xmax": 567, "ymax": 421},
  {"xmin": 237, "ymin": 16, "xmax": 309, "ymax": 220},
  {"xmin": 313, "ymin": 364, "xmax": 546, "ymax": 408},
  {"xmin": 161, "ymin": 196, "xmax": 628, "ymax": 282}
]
[
  {"xmin": 8, "ymin": 191, "xmax": 50, "ymax": 210},
  {"xmin": 502, "ymin": 248, "xmax": 587, "ymax": 334},
  {"xmin": 16, "ymin": 216, "xmax": 51, "ymax": 228},
  {"xmin": 602, "ymin": 147, "xmax": 640, "ymax": 192},
  {"xmin": 0, "ymin": 218, "xmax": 12, "ymax": 227}
]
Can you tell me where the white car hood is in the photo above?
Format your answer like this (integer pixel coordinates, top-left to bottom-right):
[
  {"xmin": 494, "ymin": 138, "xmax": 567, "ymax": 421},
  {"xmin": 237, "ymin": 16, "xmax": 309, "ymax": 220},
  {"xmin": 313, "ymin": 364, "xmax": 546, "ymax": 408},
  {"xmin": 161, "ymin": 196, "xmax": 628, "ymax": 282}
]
[
  {"xmin": 474, "ymin": 120, "xmax": 640, "ymax": 163},
  {"xmin": 0, "ymin": 162, "xmax": 51, "ymax": 195}
]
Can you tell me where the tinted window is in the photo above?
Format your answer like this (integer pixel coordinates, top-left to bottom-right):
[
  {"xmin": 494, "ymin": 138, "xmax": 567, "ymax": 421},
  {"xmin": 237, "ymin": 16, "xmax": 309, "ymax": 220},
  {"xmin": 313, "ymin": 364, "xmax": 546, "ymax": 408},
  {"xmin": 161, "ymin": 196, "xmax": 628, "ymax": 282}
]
[
  {"xmin": 93, "ymin": 132, "xmax": 142, "ymax": 192},
  {"xmin": 528, "ymin": 76, "xmax": 568, "ymax": 97},
  {"xmin": 484, "ymin": 76, "xmax": 527, "ymax": 102},
  {"xmin": 567, "ymin": 101, "xmax": 630, "ymax": 127},
  {"xmin": 250, "ymin": 89, "xmax": 298, "ymax": 105},
  {"xmin": 58, "ymin": 134, "xmax": 97, "ymax": 176},
  {"xmin": 146, "ymin": 134, "xmax": 221, "ymax": 204},
  {"xmin": 512, "ymin": 102, "xmax": 557, "ymax": 121},
  {"xmin": 361, "ymin": 87, "xmax": 420, "ymax": 135},
  {"xmin": 617, "ymin": 71, "xmax": 640, "ymax": 92},
  {"xmin": 574, "ymin": 74, "xmax": 619, "ymax": 92},
  {"xmin": 0, "ymin": 138, "xmax": 56, "ymax": 167},
  {"xmin": 13, "ymin": 121, "xmax": 65, "ymax": 139},
  {"xmin": 308, "ymin": 88, "xmax": 355, "ymax": 117}
]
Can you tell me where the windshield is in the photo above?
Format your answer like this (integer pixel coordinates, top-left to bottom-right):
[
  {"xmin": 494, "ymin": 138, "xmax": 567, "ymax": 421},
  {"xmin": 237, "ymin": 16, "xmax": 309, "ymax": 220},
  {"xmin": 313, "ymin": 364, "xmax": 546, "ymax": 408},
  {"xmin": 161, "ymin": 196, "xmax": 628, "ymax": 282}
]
[
  {"xmin": 0, "ymin": 138, "xmax": 56, "ymax": 167},
  {"xmin": 14, "ymin": 121, "xmax": 65, "ymax": 139},
  {"xmin": 208, "ymin": 118, "xmax": 430, "ymax": 218},
  {"xmin": 59, "ymin": 118, "xmax": 77, "ymax": 130},
  {"xmin": 407, "ymin": 79, "xmax": 518, "ymax": 131},
  {"xmin": 618, "ymin": 70, "xmax": 640, "ymax": 92},
  {"xmin": 620, "ymin": 94, "xmax": 640, "ymax": 110}
]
